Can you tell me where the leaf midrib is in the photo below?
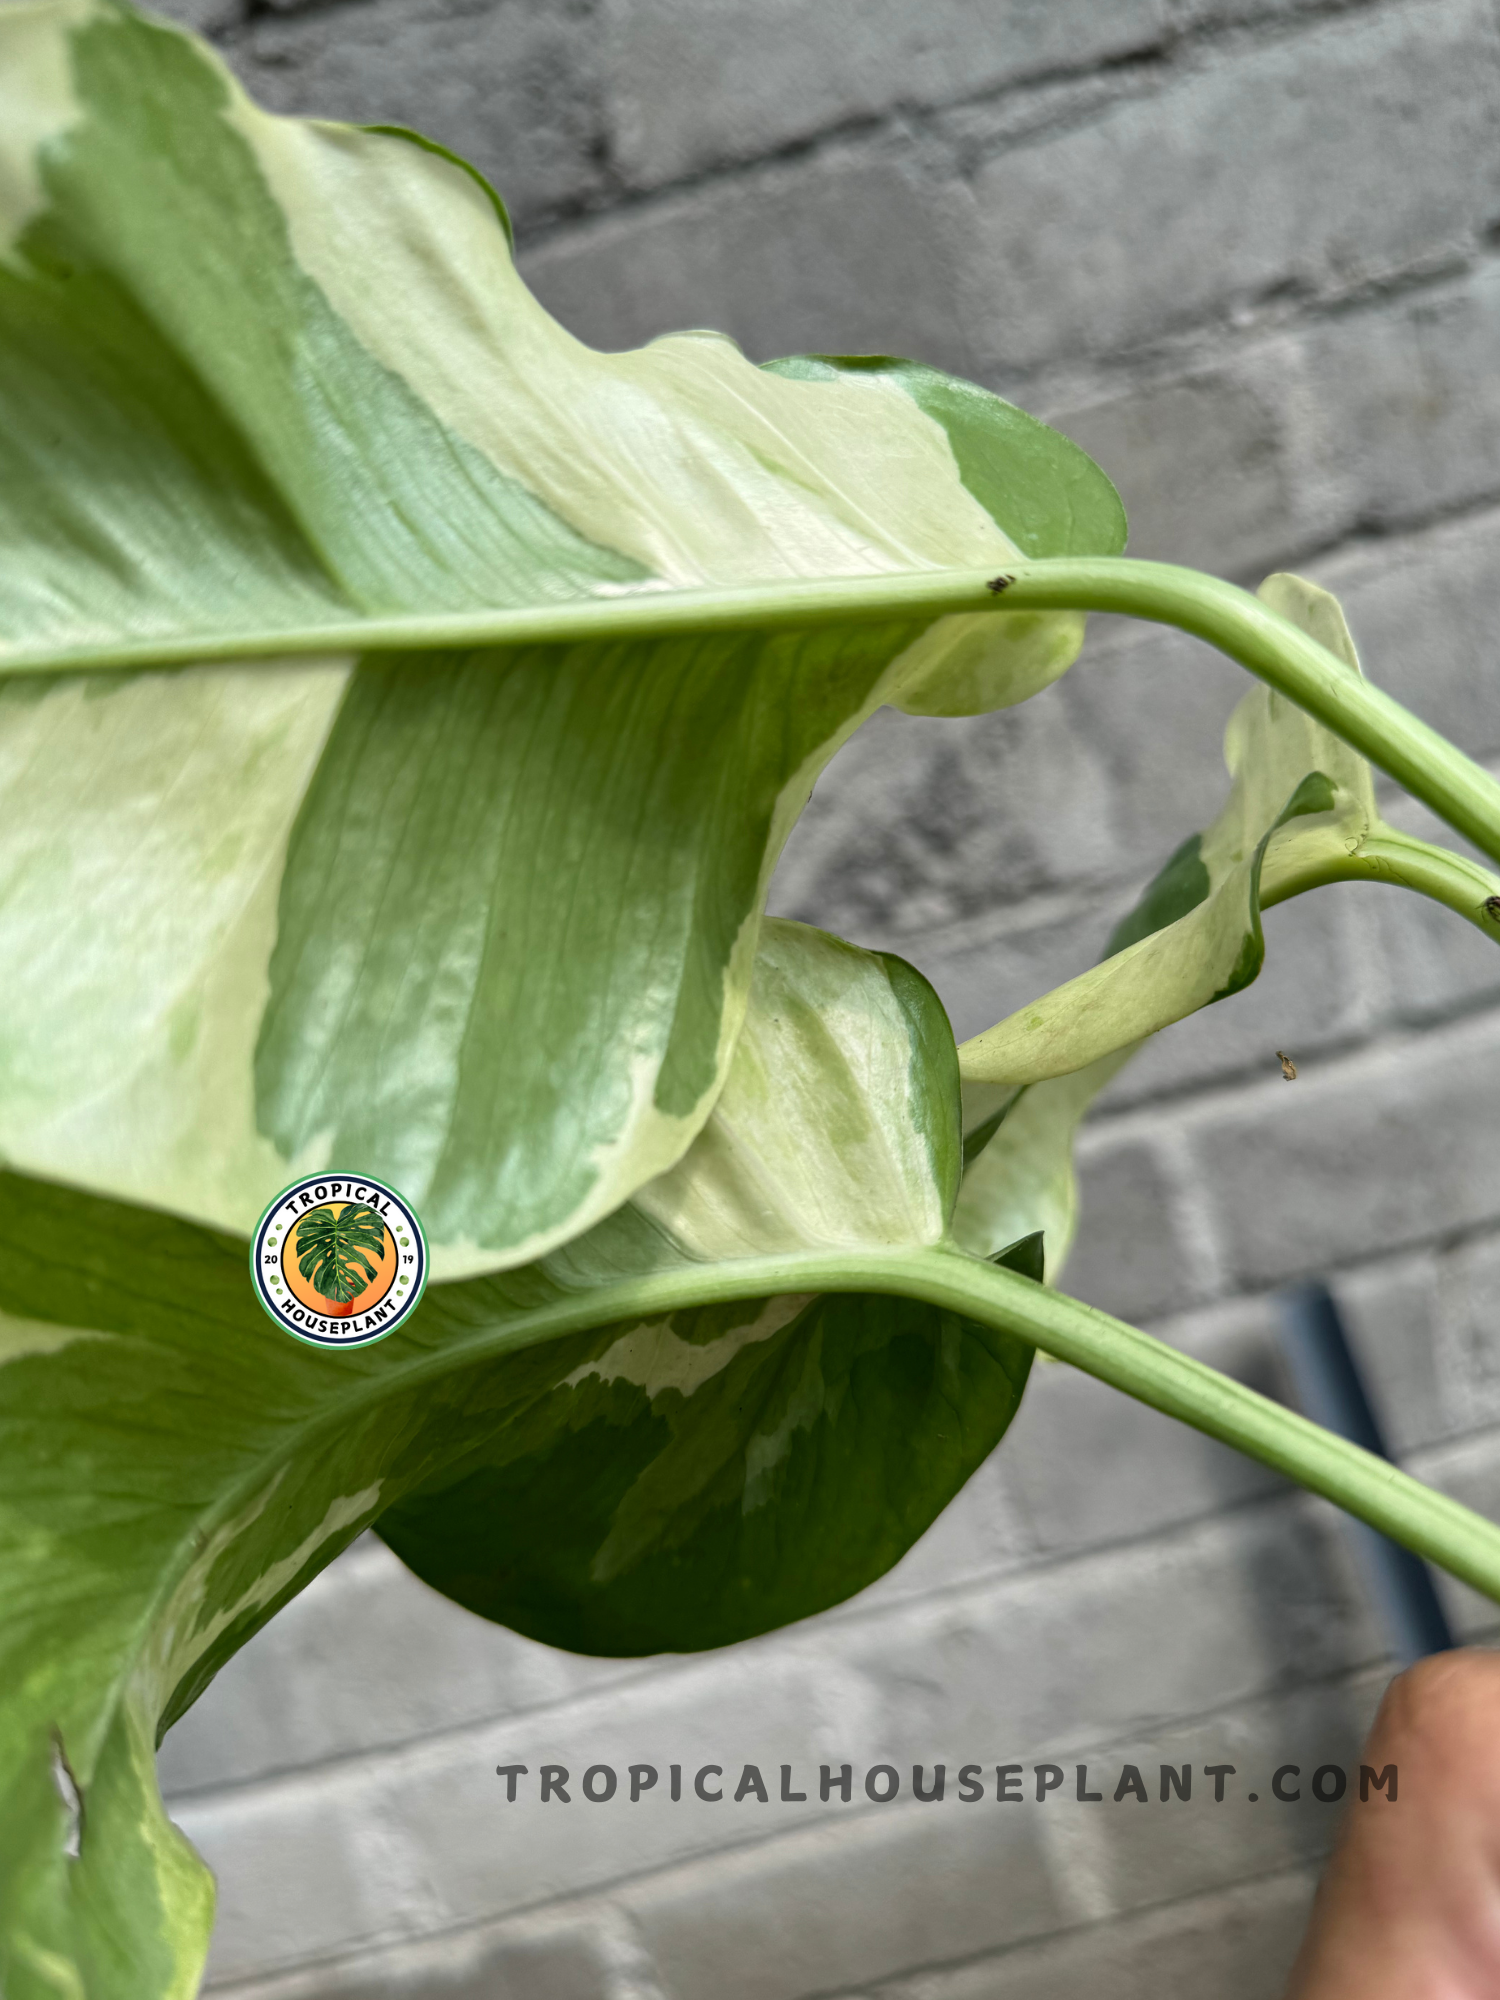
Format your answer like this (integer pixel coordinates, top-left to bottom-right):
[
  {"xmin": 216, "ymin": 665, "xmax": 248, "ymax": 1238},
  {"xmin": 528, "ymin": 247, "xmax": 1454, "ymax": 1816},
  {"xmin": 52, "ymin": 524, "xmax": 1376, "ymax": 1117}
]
[{"xmin": 0, "ymin": 569, "xmax": 1010, "ymax": 676}]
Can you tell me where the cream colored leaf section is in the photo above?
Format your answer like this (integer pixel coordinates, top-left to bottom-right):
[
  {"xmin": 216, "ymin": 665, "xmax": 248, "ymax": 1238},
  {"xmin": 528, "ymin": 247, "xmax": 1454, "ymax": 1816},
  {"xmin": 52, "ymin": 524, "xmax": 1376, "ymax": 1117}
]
[
  {"xmin": 884, "ymin": 605, "xmax": 1089, "ymax": 718},
  {"xmin": 0, "ymin": 659, "xmax": 351, "ymax": 1231},
  {"xmin": 236, "ymin": 110, "xmax": 1020, "ymax": 591},
  {"xmin": 958, "ymin": 574, "xmax": 1394, "ymax": 1087},
  {"xmin": 955, "ymin": 868, "xmax": 1267, "ymax": 1088},
  {"xmin": 1226, "ymin": 577, "xmax": 1500, "ymax": 915},
  {"xmin": 228, "ymin": 88, "xmax": 1091, "ymax": 715},
  {"xmin": 0, "ymin": 1308, "xmax": 103, "ymax": 1366},
  {"xmin": 0, "ymin": 0, "xmax": 87, "ymax": 257},
  {"xmin": 1208, "ymin": 572, "xmax": 1374, "ymax": 877},
  {"xmin": 561, "ymin": 1294, "xmax": 813, "ymax": 1399},
  {"xmin": 631, "ymin": 920, "xmax": 950, "ymax": 1260},
  {"xmin": 952, "ymin": 1050, "xmax": 1134, "ymax": 1281},
  {"xmin": 135, "ymin": 1477, "xmax": 381, "ymax": 1710}
]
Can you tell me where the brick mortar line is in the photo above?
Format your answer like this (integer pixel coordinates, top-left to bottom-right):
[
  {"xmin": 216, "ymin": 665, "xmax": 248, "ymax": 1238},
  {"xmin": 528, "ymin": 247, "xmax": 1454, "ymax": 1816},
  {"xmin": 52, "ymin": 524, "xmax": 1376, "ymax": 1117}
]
[
  {"xmin": 231, "ymin": 0, "xmax": 513, "ymax": 32},
  {"xmin": 204, "ymin": 1861, "xmax": 1325, "ymax": 2000},
  {"xmin": 200, "ymin": 1657, "xmax": 1404, "ymax": 1998},
  {"xmin": 159, "ymin": 1647, "xmax": 708, "ymax": 1806},
  {"xmin": 1008, "ymin": 240, "xmax": 1493, "ymax": 414},
  {"xmin": 822, "ymin": 738, "xmax": 1500, "ymax": 975},
  {"xmin": 833, "ymin": 882, "xmax": 1120, "ymax": 966},
  {"xmin": 168, "ymin": 1461, "xmax": 1455, "ymax": 1812},
  {"xmin": 503, "ymin": 0, "xmax": 1397, "ymax": 249},
  {"xmin": 1405, "ymin": 1423, "xmax": 1500, "ymax": 1494},
  {"xmin": 199, "ymin": 1757, "xmax": 1369, "ymax": 1998},
  {"xmin": 918, "ymin": 0, "xmax": 1413, "ymax": 173},
  {"xmin": 1077, "ymin": 999, "xmax": 1500, "ymax": 1146},
  {"xmin": 165, "ymin": 1282, "xmax": 1500, "ymax": 1812},
  {"xmin": 809, "ymin": 1861, "xmax": 1330, "ymax": 2000},
  {"xmin": 1095, "ymin": 982, "xmax": 1500, "ymax": 1129},
  {"xmin": 210, "ymin": 0, "xmax": 1499, "ymax": 390},
  {"xmin": 868, "ymin": 861, "xmax": 1500, "ymax": 1119},
  {"xmin": 1251, "ymin": 476, "xmax": 1500, "ymax": 586},
  {"xmin": 862, "ymin": 831, "xmax": 1500, "ymax": 1001},
  {"xmin": 1141, "ymin": 1216, "xmax": 1500, "ymax": 1346}
]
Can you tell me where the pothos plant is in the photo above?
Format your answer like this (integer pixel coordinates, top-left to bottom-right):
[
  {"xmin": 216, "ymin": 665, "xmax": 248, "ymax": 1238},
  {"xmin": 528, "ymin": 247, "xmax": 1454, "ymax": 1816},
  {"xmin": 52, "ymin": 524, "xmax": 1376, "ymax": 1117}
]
[{"xmin": 4, "ymin": 2, "xmax": 1500, "ymax": 1993}]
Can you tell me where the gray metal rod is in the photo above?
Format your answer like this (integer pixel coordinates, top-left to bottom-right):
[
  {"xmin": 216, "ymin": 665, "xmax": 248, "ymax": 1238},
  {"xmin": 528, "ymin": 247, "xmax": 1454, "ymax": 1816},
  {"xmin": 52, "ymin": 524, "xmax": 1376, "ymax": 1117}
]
[{"xmin": 1278, "ymin": 1280, "xmax": 1455, "ymax": 1666}]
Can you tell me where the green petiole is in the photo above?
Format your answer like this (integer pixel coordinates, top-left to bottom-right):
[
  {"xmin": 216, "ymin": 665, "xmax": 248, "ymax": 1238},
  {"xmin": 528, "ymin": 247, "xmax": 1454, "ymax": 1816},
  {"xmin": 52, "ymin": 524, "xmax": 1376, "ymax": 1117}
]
[
  {"xmin": 21, "ymin": 558, "xmax": 1498, "ymax": 877},
  {"xmin": 1262, "ymin": 825, "xmax": 1500, "ymax": 935},
  {"xmin": 848, "ymin": 1246, "xmax": 1500, "ymax": 1608},
  {"xmin": 385, "ymin": 1243, "xmax": 1500, "ymax": 1611},
  {"xmin": 996, "ymin": 557, "xmax": 1500, "ymax": 874}
]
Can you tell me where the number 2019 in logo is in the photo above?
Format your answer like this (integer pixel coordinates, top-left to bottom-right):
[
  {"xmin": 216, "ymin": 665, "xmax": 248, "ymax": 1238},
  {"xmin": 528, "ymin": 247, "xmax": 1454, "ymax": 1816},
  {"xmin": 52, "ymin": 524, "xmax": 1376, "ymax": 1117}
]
[{"xmin": 250, "ymin": 1174, "xmax": 428, "ymax": 1348}]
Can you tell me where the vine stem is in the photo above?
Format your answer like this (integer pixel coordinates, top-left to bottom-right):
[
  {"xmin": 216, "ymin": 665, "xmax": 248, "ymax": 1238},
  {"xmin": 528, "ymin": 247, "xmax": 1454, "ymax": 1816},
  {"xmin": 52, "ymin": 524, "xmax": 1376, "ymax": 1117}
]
[
  {"xmin": 20, "ymin": 557, "xmax": 1498, "ymax": 1577},
  {"xmin": 1263, "ymin": 826, "xmax": 1500, "ymax": 933},
  {"xmin": 344, "ymin": 1243, "xmax": 1500, "ymax": 1608},
  {"xmin": 873, "ymin": 1245, "xmax": 1500, "ymax": 1605},
  {"xmin": 22, "ymin": 557, "xmax": 1500, "ymax": 871},
  {"xmin": 995, "ymin": 557, "xmax": 1500, "ymax": 871}
]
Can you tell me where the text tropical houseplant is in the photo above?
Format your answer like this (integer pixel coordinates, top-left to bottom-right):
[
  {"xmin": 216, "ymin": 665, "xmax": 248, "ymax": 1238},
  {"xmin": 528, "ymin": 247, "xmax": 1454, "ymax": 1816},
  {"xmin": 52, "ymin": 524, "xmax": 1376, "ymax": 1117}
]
[{"xmin": 5, "ymin": 3, "xmax": 1500, "ymax": 1991}]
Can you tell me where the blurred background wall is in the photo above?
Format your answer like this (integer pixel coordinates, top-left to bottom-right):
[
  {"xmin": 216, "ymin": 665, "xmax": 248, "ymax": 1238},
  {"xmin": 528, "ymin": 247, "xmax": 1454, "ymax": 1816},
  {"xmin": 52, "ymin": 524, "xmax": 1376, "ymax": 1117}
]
[{"xmin": 148, "ymin": 0, "xmax": 1500, "ymax": 1993}]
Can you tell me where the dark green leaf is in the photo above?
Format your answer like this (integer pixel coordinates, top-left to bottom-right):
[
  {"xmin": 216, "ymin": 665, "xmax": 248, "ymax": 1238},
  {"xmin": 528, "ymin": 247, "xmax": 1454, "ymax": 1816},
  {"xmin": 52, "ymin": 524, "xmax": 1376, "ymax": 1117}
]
[{"xmin": 378, "ymin": 1274, "xmax": 1032, "ymax": 1656}]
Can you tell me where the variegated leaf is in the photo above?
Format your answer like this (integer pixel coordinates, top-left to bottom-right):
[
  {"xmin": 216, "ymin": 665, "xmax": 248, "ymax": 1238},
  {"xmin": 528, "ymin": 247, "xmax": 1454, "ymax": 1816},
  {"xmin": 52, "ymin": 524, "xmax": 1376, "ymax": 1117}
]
[
  {"xmin": 958, "ymin": 573, "xmax": 1500, "ymax": 1088},
  {"xmin": 0, "ymin": 921, "xmax": 1037, "ymax": 1993},
  {"xmin": 951, "ymin": 1050, "xmax": 1138, "ymax": 1283},
  {"xmin": 0, "ymin": 0, "xmax": 1124, "ymax": 1275}
]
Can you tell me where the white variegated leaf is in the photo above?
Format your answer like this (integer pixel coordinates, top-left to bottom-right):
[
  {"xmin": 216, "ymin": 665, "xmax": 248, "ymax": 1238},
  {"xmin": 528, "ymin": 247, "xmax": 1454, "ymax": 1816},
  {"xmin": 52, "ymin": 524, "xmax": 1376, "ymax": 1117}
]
[
  {"xmin": 0, "ymin": 921, "xmax": 1033, "ymax": 1994},
  {"xmin": 959, "ymin": 574, "xmax": 1500, "ymax": 1087},
  {"xmin": 0, "ymin": 0, "xmax": 1125, "ymax": 1274}
]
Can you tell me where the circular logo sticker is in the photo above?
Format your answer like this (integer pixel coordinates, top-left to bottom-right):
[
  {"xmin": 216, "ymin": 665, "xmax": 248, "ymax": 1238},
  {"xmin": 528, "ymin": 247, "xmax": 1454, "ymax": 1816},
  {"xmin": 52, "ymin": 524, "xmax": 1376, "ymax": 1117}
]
[{"xmin": 250, "ymin": 1175, "xmax": 428, "ymax": 1348}]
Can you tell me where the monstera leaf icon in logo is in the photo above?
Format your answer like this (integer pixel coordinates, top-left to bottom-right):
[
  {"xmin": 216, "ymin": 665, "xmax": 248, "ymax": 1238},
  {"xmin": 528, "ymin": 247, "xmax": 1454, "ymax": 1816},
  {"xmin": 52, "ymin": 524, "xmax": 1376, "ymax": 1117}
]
[
  {"xmin": 250, "ymin": 1175, "xmax": 428, "ymax": 1347},
  {"xmin": 295, "ymin": 1202, "xmax": 388, "ymax": 1316}
]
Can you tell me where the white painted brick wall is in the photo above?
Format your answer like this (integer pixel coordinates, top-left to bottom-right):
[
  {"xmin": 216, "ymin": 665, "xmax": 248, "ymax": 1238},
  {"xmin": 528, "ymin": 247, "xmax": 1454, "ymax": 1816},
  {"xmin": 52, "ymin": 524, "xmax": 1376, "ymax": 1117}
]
[
  {"xmin": 599, "ymin": 0, "xmax": 1174, "ymax": 190},
  {"xmin": 139, "ymin": 0, "xmax": 1500, "ymax": 1990},
  {"xmin": 959, "ymin": 0, "xmax": 1500, "ymax": 370}
]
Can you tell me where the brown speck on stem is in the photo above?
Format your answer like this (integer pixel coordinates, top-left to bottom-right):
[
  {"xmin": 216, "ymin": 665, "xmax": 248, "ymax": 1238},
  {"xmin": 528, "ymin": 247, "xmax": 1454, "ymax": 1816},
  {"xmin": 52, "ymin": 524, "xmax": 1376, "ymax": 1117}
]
[
  {"xmin": 1277, "ymin": 1051, "xmax": 1298, "ymax": 1081},
  {"xmin": 986, "ymin": 574, "xmax": 1014, "ymax": 595}
]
